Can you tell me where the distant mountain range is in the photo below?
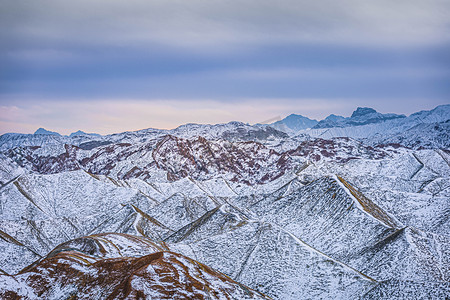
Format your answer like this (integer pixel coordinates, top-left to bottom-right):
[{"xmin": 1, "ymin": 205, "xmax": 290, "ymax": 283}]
[
  {"xmin": 0, "ymin": 104, "xmax": 449, "ymax": 299},
  {"xmin": 34, "ymin": 128, "xmax": 102, "ymax": 138},
  {"xmin": 23, "ymin": 105, "xmax": 449, "ymax": 139},
  {"xmin": 2, "ymin": 104, "xmax": 448, "ymax": 151},
  {"xmin": 270, "ymin": 106, "xmax": 407, "ymax": 132},
  {"xmin": 271, "ymin": 105, "xmax": 447, "ymax": 132},
  {"xmin": 313, "ymin": 107, "xmax": 405, "ymax": 128}
]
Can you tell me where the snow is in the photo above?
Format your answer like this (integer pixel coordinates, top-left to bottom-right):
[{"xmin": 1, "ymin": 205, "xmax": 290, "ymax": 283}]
[{"xmin": 0, "ymin": 104, "xmax": 448, "ymax": 299}]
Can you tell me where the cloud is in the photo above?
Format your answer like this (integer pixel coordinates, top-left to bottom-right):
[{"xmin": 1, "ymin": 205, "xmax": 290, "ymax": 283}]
[
  {"xmin": 2, "ymin": 51, "xmax": 449, "ymax": 101},
  {"xmin": 0, "ymin": 0, "xmax": 448, "ymax": 133},
  {"xmin": 1, "ymin": 0, "xmax": 449, "ymax": 53}
]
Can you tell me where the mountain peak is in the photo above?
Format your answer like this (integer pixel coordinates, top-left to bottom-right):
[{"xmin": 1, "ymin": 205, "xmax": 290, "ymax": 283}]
[
  {"xmin": 69, "ymin": 130, "xmax": 86, "ymax": 137},
  {"xmin": 34, "ymin": 128, "xmax": 61, "ymax": 136},
  {"xmin": 313, "ymin": 107, "xmax": 405, "ymax": 129},
  {"xmin": 324, "ymin": 114, "xmax": 345, "ymax": 121},
  {"xmin": 69, "ymin": 130, "xmax": 101, "ymax": 138},
  {"xmin": 351, "ymin": 107, "xmax": 377, "ymax": 118},
  {"xmin": 272, "ymin": 114, "xmax": 318, "ymax": 131}
]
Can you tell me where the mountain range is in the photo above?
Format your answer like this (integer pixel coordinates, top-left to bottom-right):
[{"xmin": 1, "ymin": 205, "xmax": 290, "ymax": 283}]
[{"xmin": 0, "ymin": 104, "xmax": 449, "ymax": 299}]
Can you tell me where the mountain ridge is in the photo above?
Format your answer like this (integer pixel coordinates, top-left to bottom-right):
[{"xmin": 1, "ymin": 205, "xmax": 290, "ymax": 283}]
[
  {"xmin": 0, "ymin": 104, "xmax": 448, "ymax": 299},
  {"xmin": 2, "ymin": 104, "xmax": 447, "ymax": 142}
]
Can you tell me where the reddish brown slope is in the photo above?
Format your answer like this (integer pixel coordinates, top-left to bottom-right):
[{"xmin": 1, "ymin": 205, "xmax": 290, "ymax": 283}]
[{"xmin": 0, "ymin": 233, "xmax": 270, "ymax": 300}]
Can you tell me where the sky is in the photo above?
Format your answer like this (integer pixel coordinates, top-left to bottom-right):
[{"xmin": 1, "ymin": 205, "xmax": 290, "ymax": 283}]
[{"xmin": 1, "ymin": 0, "xmax": 449, "ymax": 135}]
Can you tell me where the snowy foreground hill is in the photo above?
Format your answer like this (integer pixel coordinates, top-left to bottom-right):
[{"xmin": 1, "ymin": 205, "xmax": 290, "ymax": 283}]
[{"xmin": 0, "ymin": 105, "xmax": 449, "ymax": 299}]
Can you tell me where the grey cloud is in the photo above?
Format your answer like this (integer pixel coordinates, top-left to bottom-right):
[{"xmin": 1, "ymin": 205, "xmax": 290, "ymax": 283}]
[
  {"xmin": 1, "ymin": 0, "xmax": 449, "ymax": 110},
  {"xmin": 1, "ymin": 0, "xmax": 449, "ymax": 53}
]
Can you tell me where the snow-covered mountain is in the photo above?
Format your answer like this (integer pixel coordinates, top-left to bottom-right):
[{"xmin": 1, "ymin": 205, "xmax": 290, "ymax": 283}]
[
  {"xmin": 297, "ymin": 104, "xmax": 450, "ymax": 149},
  {"xmin": 313, "ymin": 107, "xmax": 406, "ymax": 129},
  {"xmin": 33, "ymin": 128, "xmax": 61, "ymax": 136},
  {"xmin": 271, "ymin": 114, "xmax": 318, "ymax": 132},
  {"xmin": 0, "ymin": 233, "xmax": 270, "ymax": 299},
  {"xmin": 0, "ymin": 104, "xmax": 448, "ymax": 299},
  {"xmin": 69, "ymin": 130, "xmax": 101, "ymax": 138}
]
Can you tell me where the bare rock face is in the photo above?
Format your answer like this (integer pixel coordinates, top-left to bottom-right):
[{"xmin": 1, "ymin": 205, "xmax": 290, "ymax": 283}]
[
  {"xmin": 152, "ymin": 135, "xmax": 293, "ymax": 184},
  {"xmin": 288, "ymin": 137, "xmax": 391, "ymax": 163},
  {"xmin": 4, "ymin": 134, "xmax": 395, "ymax": 186},
  {"xmin": 5, "ymin": 134, "xmax": 298, "ymax": 185},
  {"xmin": 0, "ymin": 233, "xmax": 270, "ymax": 300}
]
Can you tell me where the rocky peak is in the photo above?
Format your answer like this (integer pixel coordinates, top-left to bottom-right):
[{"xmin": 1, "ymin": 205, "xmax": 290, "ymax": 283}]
[{"xmin": 351, "ymin": 107, "xmax": 377, "ymax": 118}]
